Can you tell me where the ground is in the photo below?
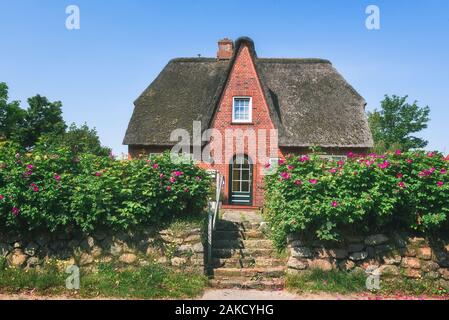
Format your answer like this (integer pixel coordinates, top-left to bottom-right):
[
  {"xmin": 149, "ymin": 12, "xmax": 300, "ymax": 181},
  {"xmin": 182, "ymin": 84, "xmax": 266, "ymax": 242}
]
[{"xmin": 1, "ymin": 289, "xmax": 447, "ymax": 300}]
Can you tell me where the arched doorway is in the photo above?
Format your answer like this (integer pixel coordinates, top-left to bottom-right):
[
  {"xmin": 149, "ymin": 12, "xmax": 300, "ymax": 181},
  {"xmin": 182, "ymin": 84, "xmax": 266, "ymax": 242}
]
[{"xmin": 229, "ymin": 154, "xmax": 253, "ymax": 206}]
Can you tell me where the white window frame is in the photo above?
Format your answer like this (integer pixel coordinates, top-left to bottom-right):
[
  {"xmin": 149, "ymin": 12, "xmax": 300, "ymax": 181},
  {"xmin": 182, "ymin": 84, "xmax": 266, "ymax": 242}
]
[
  {"xmin": 149, "ymin": 153, "xmax": 162, "ymax": 159},
  {"xmin": 319, "ymin": 155, "xmax": 348, "ymax": 162},
  {"xmin": 232, "ymin": 97, "xmax": 252, "ymax": 123}
]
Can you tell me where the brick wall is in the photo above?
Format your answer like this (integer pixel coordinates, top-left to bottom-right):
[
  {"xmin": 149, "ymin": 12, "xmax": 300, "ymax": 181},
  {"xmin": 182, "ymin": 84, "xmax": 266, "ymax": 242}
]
[{"xmin": 204, "ymin": 44, "xmax": 280, "ymax": 207}]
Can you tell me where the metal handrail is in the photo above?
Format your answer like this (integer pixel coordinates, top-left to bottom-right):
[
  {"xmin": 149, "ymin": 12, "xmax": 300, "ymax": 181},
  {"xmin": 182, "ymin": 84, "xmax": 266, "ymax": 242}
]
[{"xmin": 207, "ymin": 173, "xmax": 225, "ymax": 266}]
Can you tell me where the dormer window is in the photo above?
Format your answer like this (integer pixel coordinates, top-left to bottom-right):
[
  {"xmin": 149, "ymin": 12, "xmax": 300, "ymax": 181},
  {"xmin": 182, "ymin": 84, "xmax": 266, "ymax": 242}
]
[{"xmin": 232, "ymin": 97, "xmax": 252, "ymax": 123}]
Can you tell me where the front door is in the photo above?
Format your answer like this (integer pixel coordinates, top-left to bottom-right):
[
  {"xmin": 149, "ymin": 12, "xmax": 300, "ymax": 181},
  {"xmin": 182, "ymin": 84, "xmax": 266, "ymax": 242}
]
[{"xmin": 229, "ymin": 155, "xmax": 253, "ymax": 206}]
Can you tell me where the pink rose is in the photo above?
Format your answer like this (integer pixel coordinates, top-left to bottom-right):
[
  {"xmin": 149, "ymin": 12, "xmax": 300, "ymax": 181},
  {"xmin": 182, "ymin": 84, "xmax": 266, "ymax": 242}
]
[
  {"xmin": 437, "ymin": 181, "xmax": 444, "ymax": 187},
  {"xmin": 152, "ymin": 163, "xmax": 159, "ymax": 169},
  {"xmin": 331, "ymin": 201, "xmax": 338, "ymax": 207},
  {"xmin": 280, "ymin": 172, "xmax": 290, "ymax": 180},
  {"xmin": 309, "ymin": 179, "xmax": 318, "ymax": 185},
  {"xmin": 299, "ymin": 156, "xmax": 310, "ymax": 163},
  {"xmin": 166, "ymin": 186, "xmax": 172, "ymax": 191},
  {"xmin": 397, "ymin": 173, "xmax": 403, "ymax": 179},
  {"xmin": 378, "ymin": 161, "xmax": 390, "ymax": 169},
  {"xmin": 441, "ymin": 169, "xmax": 447, "ymax": 174},
  {"xmin": 0, "ymin": 195, "xmax": 4, "ymax": 201},
  {"xmin": 398, "ymin": 182, "xmax": 406, "ymax": 189},
  {"xmin": 12, "ymin": 207, "xmax": 20, "ymax": 216},
  {"xmin": 54, "ymin": 175, "xmax": 61, "ymax": 181},
  {"xmin": 294, "ymin": 180, "xmax": 302, "ymax": 185},
  {"xmin": 169, "ymin": 177, "xmax": 176, "ymax": 183},
  {"xmin": 395, "ymin": 150, "xmax": 402, "ymax": 155},
  {"xmin": 173, "ymin": 171, "xmax": 184, "ymax": 177}
]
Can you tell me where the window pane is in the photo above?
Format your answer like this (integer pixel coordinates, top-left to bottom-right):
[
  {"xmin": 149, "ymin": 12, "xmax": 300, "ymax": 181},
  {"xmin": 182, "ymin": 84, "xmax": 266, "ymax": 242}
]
[
  {"xmin": 232, "ymin": 180, "xmax": 240, "ymax": 192},
  {"xmin": 233, "ymin": 169, "xmax": 241, "ymax": 180},
  {"xmin": 241, "ymin": 182, "xmax": 249, "ymax": 192},
  {"xmin": 241, "ymin": 170, "xmax": 249, "ymax": 181}
]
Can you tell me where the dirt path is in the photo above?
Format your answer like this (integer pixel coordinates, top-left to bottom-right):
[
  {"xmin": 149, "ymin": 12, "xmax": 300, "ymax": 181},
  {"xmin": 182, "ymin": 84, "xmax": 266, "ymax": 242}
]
[
  {"xmin": 1, "ymin": 290, "xmax": 447, "ymax": 300},
  {"xmin": 199, "ymin": 289, "xmax": 449, "ymax": 300}
]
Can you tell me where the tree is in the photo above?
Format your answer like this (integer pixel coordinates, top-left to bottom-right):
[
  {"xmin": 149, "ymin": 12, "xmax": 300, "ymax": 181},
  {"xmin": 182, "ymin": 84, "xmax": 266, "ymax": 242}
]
[
  {"xmin": 368, "ymin": 95, "xmax": 430, "ymax": 152},
  {"xmin": 0, "ymin": 82, "xmax": 26, "ymax": 142},
  {"xmin": 0, "ymin": 82, "xmax": 110, "ymax": 155},
  {"xmin": 20, "ymin": 95, "xmax": 66, "ymax": 148},
  {"xmin": 37, "ymin": 123, "xmax": 111, "ymax": 156}
]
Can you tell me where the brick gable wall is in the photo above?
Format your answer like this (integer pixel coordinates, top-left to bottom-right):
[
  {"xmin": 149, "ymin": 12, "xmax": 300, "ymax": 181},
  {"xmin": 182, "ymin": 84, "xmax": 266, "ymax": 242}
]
[{"xmin": 203, "ymin": 44, "xmax": 280, "ymax": 207}]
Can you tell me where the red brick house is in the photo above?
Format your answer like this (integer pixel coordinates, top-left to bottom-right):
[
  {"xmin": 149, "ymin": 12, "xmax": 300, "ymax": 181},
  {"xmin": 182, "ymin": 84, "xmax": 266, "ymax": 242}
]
[{"xmin": 123, "ymin": 37, "xmax": 373, "ymax": 208}]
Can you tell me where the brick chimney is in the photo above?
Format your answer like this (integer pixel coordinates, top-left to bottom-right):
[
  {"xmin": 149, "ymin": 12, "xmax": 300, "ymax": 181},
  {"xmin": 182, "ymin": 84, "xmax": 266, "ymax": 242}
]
[{"xmin": 217, "ymin": 38, "xmax": 234, "ymax": 60}]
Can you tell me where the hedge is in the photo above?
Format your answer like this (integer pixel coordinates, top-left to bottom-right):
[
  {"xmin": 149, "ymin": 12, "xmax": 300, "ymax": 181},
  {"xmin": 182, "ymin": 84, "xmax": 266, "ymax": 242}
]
[
  {"xmin": 264, "ymin": 150, "xmax": 449, "ymax": 248},
  {"xmin": 0, "ymin": 143, "xmax": 210, "ymax": 233}
]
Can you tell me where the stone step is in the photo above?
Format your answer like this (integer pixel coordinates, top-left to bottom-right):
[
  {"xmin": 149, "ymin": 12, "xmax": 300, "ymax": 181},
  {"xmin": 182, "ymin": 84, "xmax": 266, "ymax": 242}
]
[
  {"xmin": 215, "ymin": 220, "xmax": 260, "ymax": 232},
  {"xmin": 213, "ymin": 230, "xmax": 266, "ymax": 240},
  {"xmin": 213, "ymin": 267, "xmax": 285, "ymax": 278},
  {"xmin": 210, "ymin": 278, "xmax": 284, "ymax": 290},
  {"xmin": 212, "ymin": 239, "xmax": 274, "ymax": 249},
  {"xmin": 212, "ymin": 257, "xmax": 286, "ymax": 268},
  {"xmin": 212, "ymin": 248, "xmax": 275, "ymax": 259}
]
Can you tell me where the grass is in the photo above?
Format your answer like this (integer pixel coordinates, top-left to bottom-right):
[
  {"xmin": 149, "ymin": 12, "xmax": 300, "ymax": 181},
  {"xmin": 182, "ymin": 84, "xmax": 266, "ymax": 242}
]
[
  {"xmin": 286, "ymin": 269, "xmax": 367, "ymax": 294},
  {"xmin": 163, "ymin": 212, "xmax": 207, "ymax": 237},
  {"xmin": 0, "ymin": 258, "xmax": 208, "ymax": 299},
  {"xmin": 0, "ymin": 259, "xmax": 66, "ymax": 295},
  {"xmin": 286, "ymin": 268, "xmax": 449, "ymax": 297},
  {"xmin": 378, "ymin": 277, "xmax": 448, "ymax": 296}
]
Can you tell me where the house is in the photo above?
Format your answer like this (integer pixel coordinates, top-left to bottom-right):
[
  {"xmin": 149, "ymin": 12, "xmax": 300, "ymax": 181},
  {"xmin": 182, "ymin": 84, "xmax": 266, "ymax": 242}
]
[{"xmin": 123, "ymin": 37, "xmax": 373, "ymax": 208}]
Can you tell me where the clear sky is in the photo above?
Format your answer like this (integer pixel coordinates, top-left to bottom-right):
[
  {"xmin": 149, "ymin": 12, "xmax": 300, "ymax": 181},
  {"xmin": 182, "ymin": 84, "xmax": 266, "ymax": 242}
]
[{"xmin": 1, "ymin": 0, "xmax": 448, "ymax": 155}]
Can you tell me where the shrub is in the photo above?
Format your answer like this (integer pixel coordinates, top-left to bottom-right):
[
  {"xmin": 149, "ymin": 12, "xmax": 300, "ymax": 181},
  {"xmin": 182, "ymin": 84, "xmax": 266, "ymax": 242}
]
[
  {"xmin": 0, "ymin": 142, "xmax": 210, "ymax": 233},
  {"xmin": 264, "ymin": 150, "xmax": 449, "ymax": 247}
]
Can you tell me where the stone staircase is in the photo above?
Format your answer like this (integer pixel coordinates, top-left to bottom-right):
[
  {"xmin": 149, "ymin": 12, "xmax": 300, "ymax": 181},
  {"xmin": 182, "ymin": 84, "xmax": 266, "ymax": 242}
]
[{"xmin": 209, "ymin": 210, "xmax": 286, "ymax": 289}]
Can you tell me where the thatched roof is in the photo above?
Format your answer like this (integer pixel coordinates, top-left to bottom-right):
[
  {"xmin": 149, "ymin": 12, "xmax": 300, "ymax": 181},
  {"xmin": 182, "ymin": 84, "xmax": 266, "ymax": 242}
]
[{"xmin": 123, "ymin": 37, "xmax": 373, "ymax": 148}]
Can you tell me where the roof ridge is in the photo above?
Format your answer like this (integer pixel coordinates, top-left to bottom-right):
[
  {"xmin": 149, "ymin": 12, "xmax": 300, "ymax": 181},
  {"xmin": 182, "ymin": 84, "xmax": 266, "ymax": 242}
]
[
  {"xmin": 257, "ymin": 58, "xmax": 331, "ymax": 64},
  {"xmin": 170, "ymin": 57, "xmax": 219, "ymax": 62},
  {"xmin": 168, "ymin": 57, "xmax": 332, "ymax": 64}
]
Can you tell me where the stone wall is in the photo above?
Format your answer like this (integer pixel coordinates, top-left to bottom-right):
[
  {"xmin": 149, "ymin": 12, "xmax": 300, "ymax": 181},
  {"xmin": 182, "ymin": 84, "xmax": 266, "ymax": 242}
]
[
  {"xmin": 286, "ymin": 233, "xmax": 449, "ymax": 290},
  {"xmin": 0, "ymin": 227, "xmax": 205, "ymax": 272}
]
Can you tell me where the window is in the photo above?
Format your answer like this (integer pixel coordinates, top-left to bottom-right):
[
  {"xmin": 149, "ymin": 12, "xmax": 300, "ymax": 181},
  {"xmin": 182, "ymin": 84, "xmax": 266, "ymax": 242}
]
[
  {"xmin": 149, "ymin": 153, "xmax": 162, "ymax": 159},
  {"xmin": 232, "ymin": 97, "xmax": 252, "ymax": 123},
  {"xmin": 319, "ymin": 155, "xmax": 347, "ymax": 162}
]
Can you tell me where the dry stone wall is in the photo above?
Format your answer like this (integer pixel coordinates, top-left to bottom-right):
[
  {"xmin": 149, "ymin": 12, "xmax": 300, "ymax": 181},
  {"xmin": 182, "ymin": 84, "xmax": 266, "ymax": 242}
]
[
  {"xmin": 0, "ymin": 227, "xmax": 205, "ymax": 272},
  {"xmin": 286, "ymin": 232, "xmax": 449, "ymax": 290}
]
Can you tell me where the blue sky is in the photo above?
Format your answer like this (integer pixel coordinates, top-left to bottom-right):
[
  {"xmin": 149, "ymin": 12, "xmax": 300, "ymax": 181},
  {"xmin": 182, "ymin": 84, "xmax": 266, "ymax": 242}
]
[{"xmin": 0, "ymin": 0, "xmax": 448, "ymax": 154}]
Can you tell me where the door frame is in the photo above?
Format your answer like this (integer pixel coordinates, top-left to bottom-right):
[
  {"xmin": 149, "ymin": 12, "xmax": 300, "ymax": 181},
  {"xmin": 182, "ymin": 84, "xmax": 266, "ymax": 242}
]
[{"xmin": 228, "ymin": 154, "xmax": 253, "ymax": 206}]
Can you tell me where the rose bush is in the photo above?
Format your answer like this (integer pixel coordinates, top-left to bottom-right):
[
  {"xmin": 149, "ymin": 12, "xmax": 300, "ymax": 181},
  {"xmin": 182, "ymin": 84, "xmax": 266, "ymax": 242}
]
[
  {"xmin": 264, "ymin": 150, "xmax": 449, "ymax": 247},
  {"xmin": 0, "ymin": 143, "xmax": 210, "ymax": 232}
]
